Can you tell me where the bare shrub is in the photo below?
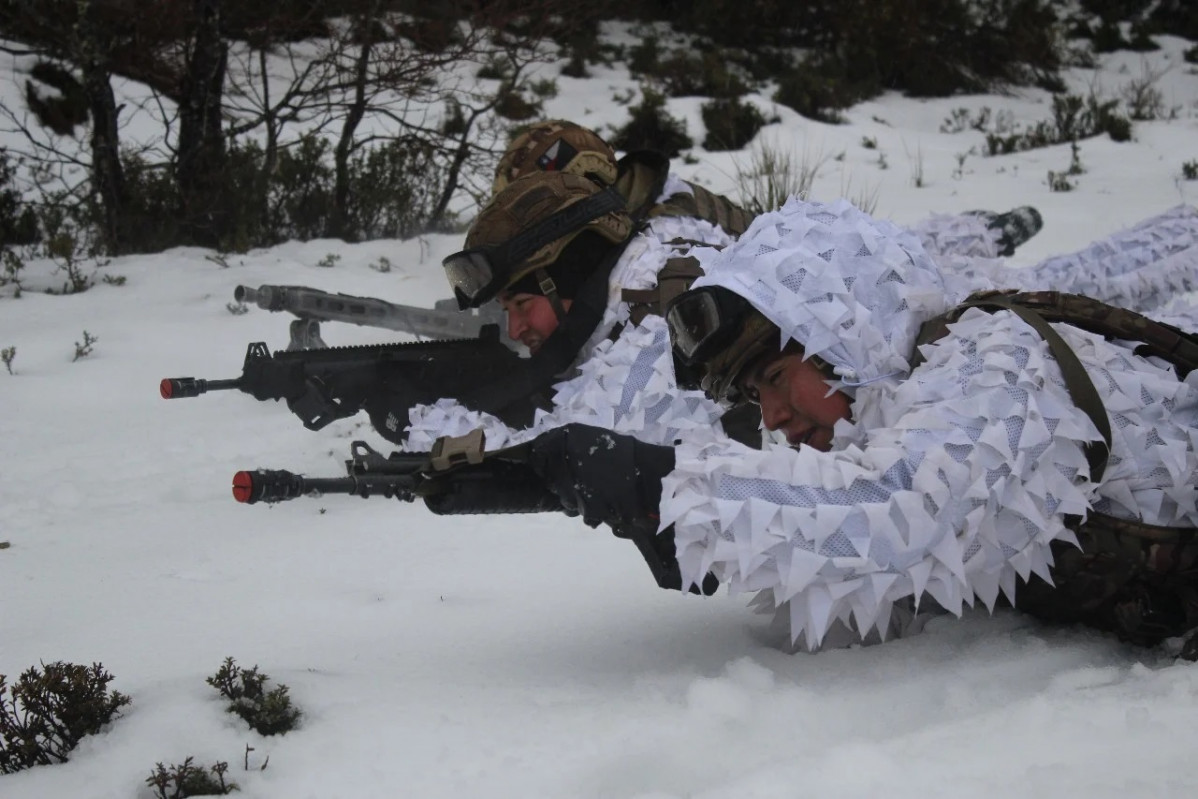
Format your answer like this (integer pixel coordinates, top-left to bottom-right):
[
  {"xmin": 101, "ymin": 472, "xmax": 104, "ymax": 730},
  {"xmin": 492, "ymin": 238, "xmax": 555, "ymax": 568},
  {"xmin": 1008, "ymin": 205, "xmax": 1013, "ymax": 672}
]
[{"xmin": 145, "ymin": 757, "xmax": 238, "ymax": 798}]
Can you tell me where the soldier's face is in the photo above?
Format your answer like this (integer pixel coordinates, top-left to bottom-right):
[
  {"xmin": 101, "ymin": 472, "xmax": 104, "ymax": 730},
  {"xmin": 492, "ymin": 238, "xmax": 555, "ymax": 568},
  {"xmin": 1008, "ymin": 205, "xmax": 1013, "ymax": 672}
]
[
  {"xmin": 739, "ymin": 352, "xmax": 851, "ymax": 452},
  {"xmin": 500, "ymin": 292, "xmax": 571, "ymax": 354}
]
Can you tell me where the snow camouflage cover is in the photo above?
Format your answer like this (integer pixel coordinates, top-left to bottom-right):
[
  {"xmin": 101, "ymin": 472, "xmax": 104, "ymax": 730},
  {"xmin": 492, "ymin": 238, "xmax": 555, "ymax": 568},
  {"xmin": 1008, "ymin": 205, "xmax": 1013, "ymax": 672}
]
[
  {"xmin": 663, "ymin": 197, "xmax": 1198, "ymax": 650},
  {"xmin": 930, "ymin": 204, "xmax": 1198, "ymax": 317}
]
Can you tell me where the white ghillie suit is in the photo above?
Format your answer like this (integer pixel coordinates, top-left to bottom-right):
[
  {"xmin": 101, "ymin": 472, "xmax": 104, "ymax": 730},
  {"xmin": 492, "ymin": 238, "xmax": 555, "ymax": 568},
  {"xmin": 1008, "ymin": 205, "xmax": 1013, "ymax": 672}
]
[
  {"xmin": 661, "ymin": 198, "xmax": 1198, "ymax": 651},
  {"xmin": 921, "ymin": 204, "xmax": 1198, "ymax": 314}
]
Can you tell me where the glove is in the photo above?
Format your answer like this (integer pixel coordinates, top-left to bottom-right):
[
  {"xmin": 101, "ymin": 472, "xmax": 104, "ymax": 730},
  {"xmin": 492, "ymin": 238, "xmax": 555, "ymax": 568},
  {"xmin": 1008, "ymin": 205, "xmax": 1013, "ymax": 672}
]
[
  {"xmin": 529, "ymin": 424, "xmax": 718, "ymax": 595},
  {"xmin": 528, "ymin": 424, "xmax": 672, "ymax": 528}
]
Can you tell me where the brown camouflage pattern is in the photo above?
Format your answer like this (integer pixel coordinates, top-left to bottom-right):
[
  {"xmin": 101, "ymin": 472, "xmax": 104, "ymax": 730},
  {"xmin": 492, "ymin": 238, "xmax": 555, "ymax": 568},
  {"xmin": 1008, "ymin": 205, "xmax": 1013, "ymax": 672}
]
[
  {"xmin": 467, "ymin": 171, "xmax": 633, "ymax": 284},
  {"xmin": 650, "ymin": 183, "xmax": 756, "ymax": 237},
  {"xmin": 492, "ymin": 120, "xmax": 619, "ymax": 194}
]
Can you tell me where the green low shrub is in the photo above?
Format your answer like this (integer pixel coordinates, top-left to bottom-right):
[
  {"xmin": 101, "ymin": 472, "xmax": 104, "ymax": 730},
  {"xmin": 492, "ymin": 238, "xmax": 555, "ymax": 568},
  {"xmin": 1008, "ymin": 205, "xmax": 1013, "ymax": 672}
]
[
  {"xmin": 207, "ymin": 658, "xmax": 300, "ymax": 736},
  {"xmin": 1, "ymin": 662, "xmax": 131, "ymax": 773},
  {"xmin": 609, "ymin": 88, "xmax": 693, "ymax": 157},
  {"xmin": 145, "ymin": 757, "xmax": 238, "ymax": 798},
  {"xmin": 701, "ymin": 96, "xmax": 769, "ymax": 151}
]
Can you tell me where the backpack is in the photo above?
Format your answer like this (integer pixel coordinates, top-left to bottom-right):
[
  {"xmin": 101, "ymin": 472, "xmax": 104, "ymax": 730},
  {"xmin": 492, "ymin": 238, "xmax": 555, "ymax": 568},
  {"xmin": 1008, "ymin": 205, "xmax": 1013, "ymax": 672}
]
[
  {"xmin": 615, "ymin": 150, "xmax": 756, "ymax": 237},
  {"xmin": 914, "ymin": 290, "xmax": 1198, "ymax": 647}
]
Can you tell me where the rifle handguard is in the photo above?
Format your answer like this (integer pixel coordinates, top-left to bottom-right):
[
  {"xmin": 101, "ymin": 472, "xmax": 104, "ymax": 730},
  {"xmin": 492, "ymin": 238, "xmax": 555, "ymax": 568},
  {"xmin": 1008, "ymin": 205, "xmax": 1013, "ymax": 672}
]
[{"xmin": 423, "ymin": 461, "xmax": 563, "ymax": 515}]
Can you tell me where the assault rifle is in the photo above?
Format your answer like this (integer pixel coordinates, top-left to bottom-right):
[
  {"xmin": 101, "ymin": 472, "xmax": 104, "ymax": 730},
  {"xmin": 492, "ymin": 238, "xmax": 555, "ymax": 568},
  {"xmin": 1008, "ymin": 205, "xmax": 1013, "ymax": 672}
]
[
  {"xmin": 160, "ymin": 324, "xmax": 548, "ymax": 441},
  {"xmin": 233, "ymin": 430, "xmax": 562, "ymax": 515},
  {"xmin": 233, "ymin": 284, "xmax": 507, "ymax": 350},
  {"xmin": 232, "ymin": 429, "xmax": 716, "ymax": 594}
]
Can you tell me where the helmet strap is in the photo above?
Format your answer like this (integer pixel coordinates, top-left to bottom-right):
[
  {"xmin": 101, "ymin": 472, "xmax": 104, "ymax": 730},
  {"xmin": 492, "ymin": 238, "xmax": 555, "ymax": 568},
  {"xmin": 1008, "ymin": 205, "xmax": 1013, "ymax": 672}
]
[{"xmin": 536, "ymin": 268, "xmax": 568, "ymax": 320}]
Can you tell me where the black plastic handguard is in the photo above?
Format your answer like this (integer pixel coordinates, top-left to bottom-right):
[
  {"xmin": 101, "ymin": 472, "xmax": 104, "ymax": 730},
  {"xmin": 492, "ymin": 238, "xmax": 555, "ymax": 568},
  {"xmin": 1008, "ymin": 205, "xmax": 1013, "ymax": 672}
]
[{"xmin": 233, "ymin": 433, "xmax": 562, "ymax": 516}]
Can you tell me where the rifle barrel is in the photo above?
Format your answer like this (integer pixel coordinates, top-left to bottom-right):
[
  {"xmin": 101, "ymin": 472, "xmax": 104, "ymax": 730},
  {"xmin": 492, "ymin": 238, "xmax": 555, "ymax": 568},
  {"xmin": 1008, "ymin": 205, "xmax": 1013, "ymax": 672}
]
[
  {"xmin": 232, "ymin": 469, "xmax": 358, "ymax": 504},
  {"xmin": 160, "ymin": 377, "xmax": 241, "ymax": 399}
]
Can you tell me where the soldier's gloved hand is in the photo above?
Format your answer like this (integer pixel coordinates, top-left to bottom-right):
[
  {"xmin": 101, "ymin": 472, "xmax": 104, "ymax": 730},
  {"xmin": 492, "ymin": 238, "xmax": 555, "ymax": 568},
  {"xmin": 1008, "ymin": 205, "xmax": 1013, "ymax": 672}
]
[
  {"xmin": 528, "ymin": 424, "xmax": 673, "ymax": 529},
  {"xmin": 528, "ymin": 424, "xmax": 718, "ymax": 596}
]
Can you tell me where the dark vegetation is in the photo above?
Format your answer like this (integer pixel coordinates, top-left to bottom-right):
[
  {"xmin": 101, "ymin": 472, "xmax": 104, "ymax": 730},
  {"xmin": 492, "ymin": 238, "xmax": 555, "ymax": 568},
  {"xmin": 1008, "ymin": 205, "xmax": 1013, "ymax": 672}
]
[
  {"xmin": 0, "ymin": 0, "xmax": 1192, "ymax": 260},
  {"xmin": 206, "ymin": 657, "xmax": 301, "ymax": 736},
  {"xmin": 0, "ymin": 661, "xmax": 130, "ymax": 773}
]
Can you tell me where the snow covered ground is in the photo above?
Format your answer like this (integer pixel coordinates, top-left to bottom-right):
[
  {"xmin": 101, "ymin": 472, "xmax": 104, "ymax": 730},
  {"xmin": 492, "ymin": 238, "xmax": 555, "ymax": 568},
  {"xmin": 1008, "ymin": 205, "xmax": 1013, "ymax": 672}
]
[{"xmin": 3, "ymin": 26, "xmax": 1198, "ymax": 799}]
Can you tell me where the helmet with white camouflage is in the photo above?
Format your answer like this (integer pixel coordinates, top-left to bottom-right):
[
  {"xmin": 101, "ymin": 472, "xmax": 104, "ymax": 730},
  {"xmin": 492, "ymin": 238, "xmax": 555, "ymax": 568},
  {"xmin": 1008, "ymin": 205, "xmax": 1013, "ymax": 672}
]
[{"xmin": 492, "ymin": 120, "xmax": 619, "ymax": 194}]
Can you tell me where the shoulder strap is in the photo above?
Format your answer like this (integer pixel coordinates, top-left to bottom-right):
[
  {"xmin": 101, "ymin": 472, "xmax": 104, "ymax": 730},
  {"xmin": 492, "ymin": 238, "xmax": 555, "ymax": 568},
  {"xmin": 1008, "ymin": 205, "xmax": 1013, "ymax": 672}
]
[
  {"xmin": 986, "ymin": 290, "xmax": 1198, "ymax": 379},
  {"xmin": 620, "ymin": 251, "xmax": 707, "ymax": 327},
  {"xmin": 914, "ymin": 290, "xmax": 1113, "ymax": 481}
]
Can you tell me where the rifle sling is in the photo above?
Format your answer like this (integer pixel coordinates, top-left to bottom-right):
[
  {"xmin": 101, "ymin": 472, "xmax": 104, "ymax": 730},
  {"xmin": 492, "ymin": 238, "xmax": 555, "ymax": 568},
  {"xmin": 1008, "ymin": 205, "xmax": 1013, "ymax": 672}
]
[{"xmin": 916, "ymin": 293, "xmax": 1113, "ymax": 482}]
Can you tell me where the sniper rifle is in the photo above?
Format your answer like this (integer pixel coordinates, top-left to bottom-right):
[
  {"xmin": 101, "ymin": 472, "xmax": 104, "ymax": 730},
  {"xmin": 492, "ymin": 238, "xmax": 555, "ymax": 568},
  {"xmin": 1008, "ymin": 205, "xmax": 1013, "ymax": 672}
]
[{"xmin": 233, "ymin": 284, "xmax": 508, "ymax": 350}]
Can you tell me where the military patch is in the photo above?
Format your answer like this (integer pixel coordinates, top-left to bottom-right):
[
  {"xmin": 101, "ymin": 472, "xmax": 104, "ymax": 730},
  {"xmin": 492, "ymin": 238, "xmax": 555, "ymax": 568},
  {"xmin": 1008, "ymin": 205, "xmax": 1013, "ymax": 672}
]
[{"xmin": 537, "ymin": 139, "xmax": 579, "ymax": 172}]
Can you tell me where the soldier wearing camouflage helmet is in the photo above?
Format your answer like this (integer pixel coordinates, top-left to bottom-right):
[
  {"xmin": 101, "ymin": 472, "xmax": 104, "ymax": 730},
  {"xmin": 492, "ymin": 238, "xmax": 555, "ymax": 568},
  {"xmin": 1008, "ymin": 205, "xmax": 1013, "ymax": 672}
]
[
  {"xmin": 445, "ymin": 171, "xmax": 635, "ymax": 355},
  {"xmin": 411, "ymin": 166, "xmax": 740, "ymax": 454},
  {"xmin": 493, "ymin": 119, "xmax": 755, "ymax": 236}
]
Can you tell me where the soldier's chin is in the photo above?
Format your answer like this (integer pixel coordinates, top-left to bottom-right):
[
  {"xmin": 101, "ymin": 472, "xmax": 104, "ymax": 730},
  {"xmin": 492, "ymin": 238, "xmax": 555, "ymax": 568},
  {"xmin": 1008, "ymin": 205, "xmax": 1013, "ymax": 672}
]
[{"xmin": 523, "ymin": 336, "xmax": 545, "ymax": 354}]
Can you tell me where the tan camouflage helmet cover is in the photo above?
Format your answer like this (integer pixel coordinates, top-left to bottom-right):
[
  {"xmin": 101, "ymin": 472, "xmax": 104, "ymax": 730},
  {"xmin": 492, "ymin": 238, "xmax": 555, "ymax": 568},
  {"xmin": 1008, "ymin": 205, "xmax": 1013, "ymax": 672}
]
[
  {"xmin": 492, "ymin": 120, "xmax": 619, "ymax": 194},
  {"xmin": 467, "ymin": 171, "xmax": 633, "ymax": 290}
]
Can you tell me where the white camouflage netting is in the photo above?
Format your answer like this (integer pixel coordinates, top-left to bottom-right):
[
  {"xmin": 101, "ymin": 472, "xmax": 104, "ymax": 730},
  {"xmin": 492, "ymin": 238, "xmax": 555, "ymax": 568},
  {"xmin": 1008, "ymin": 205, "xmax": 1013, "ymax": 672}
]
[
  {"xmin": 664, "ymin": 197, "xmax": 1198, "ymax": 650},
  {"xmin": 911, "ymin": 211, "xmax": 1004, "ymax": 260},
  {"xmin": 930, "ymin": 204, "xmax": 1198, "ymax": 313}
]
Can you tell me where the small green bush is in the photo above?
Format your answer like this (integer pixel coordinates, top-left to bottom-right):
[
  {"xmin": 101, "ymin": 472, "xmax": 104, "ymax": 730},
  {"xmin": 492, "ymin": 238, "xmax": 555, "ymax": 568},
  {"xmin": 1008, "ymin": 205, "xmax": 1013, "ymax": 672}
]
[
  {"xmin": 0, "ymin": 662, "xmax": 131, "ymax": 773},
  {"xmin": 476, "ymin": 56, "xmax": 512, "ymax": 80},
  {"xmin": 627, "ymin": 34, "xmax": 662, "ymax": 77},
  {"xmin": 494, "ymin": 87, "xmax": 542, "ymax": 121},
  {"xmin": 24, "ymin": 62, "xmax": 89, "ymax": 136},
  {"xmin": 344, "ymin": 136, "xmax": 443, "ymax": 240},
  {"xmin": 983, "ymin": 92, "xmax": 1132, "ymax": 155},
  {"xmin": 1047, "ymin": 170, "xmax": 1074, "ymax": 192},
  {"xmin": 609, "ymin": 88, "xmax": 693, "ymax": 158},
  {"xmin": 207, "ymin": 658, "xmax": 300, "ymax": 736},
  {"xmin": 72, "ymin": 330, "xmax": 97, "ymax": 361},
  {"xmin": 773, "ymin": 55, "xmax": 868, "ymax": 124},
  {"xmin": 117, "ymin": 151, "xmax": 185, "ymax": 254},
  {"xmin": 0, "ymin": 148, "xmax": 38, "ymax": 248},
  {"xmin": 701, "ymin": 96, "xmax": 768, "ymax": 151},
  {"xmin": 1182, "ymin": 160, "xmax": 1198, "ymax": 181},
  {"xmin": 553, "ymin": 20, "xmax": 604, "ymax": 78},
  {"xmin": 1185, "ymin": 45, "xmax": 1198, "ymax": 64},
  {"xmin": 145, "ymin": 757, "xmax": 238, "ymax": 798},
  {"xmin": 627, "ymin": 33, "xmax": 752, "ymax": 99}
]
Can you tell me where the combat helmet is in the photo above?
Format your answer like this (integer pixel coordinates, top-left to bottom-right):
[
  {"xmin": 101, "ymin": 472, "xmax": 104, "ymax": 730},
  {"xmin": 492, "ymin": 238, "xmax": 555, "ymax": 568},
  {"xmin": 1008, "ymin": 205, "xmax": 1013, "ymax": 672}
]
[
  {"xmin": 492, "ymin": 120, "xmax": 619, "ymax": 194},
  {"xmin": 444, "ymin": 171, "xmax": 633, "ymax": 313},
  {"xmin": 667, "ymin": 285, "xmax": 782, "ymax": 405}
]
